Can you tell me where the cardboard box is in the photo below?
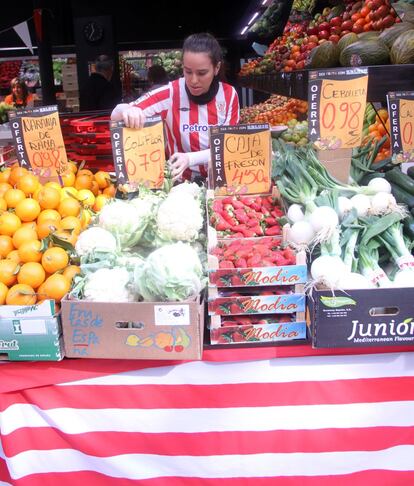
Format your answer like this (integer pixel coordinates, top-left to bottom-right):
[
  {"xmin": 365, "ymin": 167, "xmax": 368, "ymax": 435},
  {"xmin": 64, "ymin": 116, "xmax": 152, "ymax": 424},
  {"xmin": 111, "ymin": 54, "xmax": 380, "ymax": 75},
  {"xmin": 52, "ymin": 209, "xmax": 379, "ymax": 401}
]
[
  {"xmin": 317, "ymin": 148, "xmax": 352, "ymax": 184},
  {"xmin": 0, "ymin": 300, "xmax": 63, "ymax": 361},
  {"xmin": 310, "ymin": 287, "xmax": 414, "ymax": 348},
  {"xmin": 62, "ymin": 64, "xmax": 77, "ymax": 74},
  {"xmin": 61, "ymin": 295, "xmax": 205, "ymax": 360},
  {"xmin": 63, "ymin": 80, "xmax": 79, "ymax": 91}
]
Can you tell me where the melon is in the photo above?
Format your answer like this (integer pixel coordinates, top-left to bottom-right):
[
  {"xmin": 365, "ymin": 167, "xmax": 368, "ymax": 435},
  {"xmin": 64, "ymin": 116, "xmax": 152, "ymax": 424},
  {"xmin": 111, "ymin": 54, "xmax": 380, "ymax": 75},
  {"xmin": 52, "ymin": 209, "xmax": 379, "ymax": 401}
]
[
  {"xmin": 309, "ymin": 41, "xmax": 340, "ymax": 69},
  {"xmin": 379, "ymin": 22, "xmax": 414, "ymax": 49},
  {"xmin": 390, "ymin": 29, "xmax": 414, "ymax": 64},
  {"xmin": 340, "ymin": 40, "xmax": 390, "ymax": 67},
  {"xmin": 338, "ymin": 33, "xmax": 358, "ymax": 53}
]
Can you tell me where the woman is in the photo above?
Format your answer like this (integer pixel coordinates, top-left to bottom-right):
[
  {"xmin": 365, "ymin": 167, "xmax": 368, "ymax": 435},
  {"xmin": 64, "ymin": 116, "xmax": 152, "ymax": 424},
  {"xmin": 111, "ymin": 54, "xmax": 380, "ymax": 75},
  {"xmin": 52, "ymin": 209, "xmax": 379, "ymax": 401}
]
[
  {"xmin": 4, "ymin": 78, "xmax": 34, "ymax": 108},
  {"xmin": 111, "ymin": 33, "xmax": 240, "ymax": 181}
]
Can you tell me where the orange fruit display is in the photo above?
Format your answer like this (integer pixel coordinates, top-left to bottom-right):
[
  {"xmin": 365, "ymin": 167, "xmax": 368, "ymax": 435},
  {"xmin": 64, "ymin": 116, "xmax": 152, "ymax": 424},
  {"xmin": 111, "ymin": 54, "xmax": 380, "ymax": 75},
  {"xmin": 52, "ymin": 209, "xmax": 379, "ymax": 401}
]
[
  {"xmin": 37, "ymin": 209, "xmax": 61, "ymax": 226},
  {"xmin": 15, "ymin": 198, "xmax": 41, "ymax": 222},
  {"xmin": 18, "ymin": 239, "xmax": 43, "ymax": 263},
  {"xmin": 4, "ymin": 188, "xmax": 26, "ymax": 209},
  {"xmin": 12, "ymin": 226, "xmax": 39, "ymax": 249},
  {"xmin": 0, "ymin": 259, "xmax": 19, "ymax": 286},
  {"xmin": 58, "ymin": 198, "xmax": 81, "ymax": 218},
  {"xmin": 41, "ymin": 273, "xmax": 70, "ymax": 301},
  {"xmin": 0, "ymin": 235, "xmax": 14, "ymax": 258},
  {"xmin": 16, "ymin": 174, "xmax": 39, "ymax": 195},
  {"xmin": 37, "ymin": 187, "xmax": 61, "ymax": 210},
  {"xmin": 0, "ymin": 281, "xmax": 8, "ymax": 304},
  {"xmin": 0, "ymin": 212, "xmax": 22, "ymax": 236},
  {"xmin": 9, "ymin": 166, "xmax": 28, "ymax": 187},
  {"xmin": 17, "ymin": 262, "xmax": 46, "ymax": 289},
  {"xmin": 63, "ymin": 265, "xmax": 81, "ymax": 282}
]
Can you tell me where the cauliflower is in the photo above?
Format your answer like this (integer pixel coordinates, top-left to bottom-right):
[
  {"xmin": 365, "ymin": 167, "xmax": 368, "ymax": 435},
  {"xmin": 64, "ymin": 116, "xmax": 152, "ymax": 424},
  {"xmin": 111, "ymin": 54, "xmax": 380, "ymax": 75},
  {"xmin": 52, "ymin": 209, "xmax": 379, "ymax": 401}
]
[
  {"xmin": 75, "ymin": 227, "xmax": 117, "ymax": 257},
  {"xmin": 83, "ymin": 268, "xmax": 135, "ymax": 302},
  {"xmin": 170, "ymin": 181, "xmax": 202, "ymax": 199},
  {"xmin": 156, "ymin": 192, "xmax": 203, "ymax": 242}
]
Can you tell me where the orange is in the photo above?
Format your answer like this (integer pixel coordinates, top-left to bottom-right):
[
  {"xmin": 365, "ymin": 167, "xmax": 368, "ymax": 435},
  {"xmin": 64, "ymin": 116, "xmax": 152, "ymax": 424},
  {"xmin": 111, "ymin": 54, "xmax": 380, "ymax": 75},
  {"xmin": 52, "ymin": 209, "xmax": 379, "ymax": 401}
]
[
  {"xmin": 37, "ymin": 209, "xmax": 61, "ymax": 226},
  {"xmin": 79, "ymin": 208, "xmax": 92, "ymax": 228},
  {"xmin": 6, "ymin": 284, "xmax": 37, "ymax": 306},
  {"xmin": 21, "ymin": 221, "xmax": 37, "ymax": 230},
  {"xmin": 36, "ymin": 219, "xmax": 61, "ymax": 239},
  {"xmin": 16, "ymin": 173, "xmax": 39, "ymax": 195},
  {"xmin": 77, "ymin": 169, "xmax": 93, "ymax": 177},
  {"xmin": 0, "ymin": 281, "xmax": 8, "ymax": 304},
  {"xmin": 77, "ymin": 189, "xmax": 95, "ymax": 207},
  {"xmin": 93, "ymin": 194, "xmax": 109, "ymax": 212},
  {"xmin": 60, "ymin": 216, "xmax": 82, "ymax": 235},
  {"xmin": 94, "ymin": 171, "xmax": 111, "ymax": 189},
  {"xmin": 44, "ymin": 182, "xmax": 62, "ymax": 192},
  {"xmin": 75, "ymin": 174, "xmax": 93, "ymax": 190},
  {"xmin": 37, "ymin": 187, "xmax": 61, "ymax": 210},
  {"xmin": 4, "ymin": 188, "xmax": 26, "ymax": 209},
  {"xmin": 0, "ymin": 235, "xmax": 14, "ymax": 257},
  {"xmin": 0, "ymin": 168, "xmax": 11, "ymax": 184},
  {"xmin": 36, "ymin": 281, "xmax": 47, "ymax": 302},
  {"xmin": 0, "ymin": 198, "xmax": 7, "ymax": 212},
  {"xmin": 0, "ymin": 183, "xmax": 12, "ymax": 198},
  {"xmin": 61, "ymin": 171, "xmax": 76, "ymax": 187},
  {"xmin": 67, "ymin": 161, "xmax": 78, "ymax": 174},
  {"xmin": 12, "ymin": 226, "xmax": 38, "ymax": 249},
  {"xmin": 58, "ymin": 198, "xmax": 81, "ymax": 218},
  {"xmin": 9, "ymin": 166, "xmax": 28, "ymax": 187},
  {"xmin": 41, "ymin": 273, "xmax": 70, "ymax": 302},
  {"xmin": 63, "ymin": 264, "xmax": 81, "ymax": 281},
  {"xmin": 41, "ymin": 247, "xmax": 69, "ymax": 273},
  {"xmin": 90, "ymin": 180, "xmax": 100, "ymax": 196},
  {"xmin": 0, "ymin": 212, "xmax": 22, "ymax": 236},
  {"xmin": 18, "ymin": 240, "xmax": 43, "ymax": 263},
  {"xmin": 103, "ymin": 185, "xmax": 116, "ymax": 198},
  {"xmin": 0, "ymin": 259, "xmax": 19, "ymax": 286},
  {"xmin": 17, "ymin": 262, "xmax": 45, "ymax": 289},
  {"xmin": 53, "ymin": 230, "xmax": 78, "ymax": 246},
  {"xmin": 15, "ymin": 198, "xmax": 41, "ymax": 222},
  {"xmin": 7, "ymin": 249, "xmax": 21, "ymax": 264},
  {"xmin": 61, "ymin": 187, "xmax": 78, "ymax": 200}
]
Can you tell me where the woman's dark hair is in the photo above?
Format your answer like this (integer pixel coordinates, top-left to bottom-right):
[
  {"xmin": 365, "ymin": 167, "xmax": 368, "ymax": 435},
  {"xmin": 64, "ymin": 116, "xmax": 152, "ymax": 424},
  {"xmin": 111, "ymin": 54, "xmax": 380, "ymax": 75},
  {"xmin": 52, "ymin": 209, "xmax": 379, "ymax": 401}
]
[
  {"xmin": 182, "ymin": 33, "xmax": 223, "ymax": 67},
  {"xmin": 10, "ymin": 77, "xmax": 29, "ymax": 104}
]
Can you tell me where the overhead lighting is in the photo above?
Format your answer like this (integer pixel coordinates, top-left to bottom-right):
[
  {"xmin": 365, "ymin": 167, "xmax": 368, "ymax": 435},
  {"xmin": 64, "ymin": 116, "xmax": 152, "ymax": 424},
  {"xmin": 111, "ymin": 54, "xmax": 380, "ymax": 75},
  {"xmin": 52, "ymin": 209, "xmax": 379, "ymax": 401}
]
[
  {"xmin": 262, "ymin": 0, "xmax": 269, "ymax": 4},
  {"xmin": 247, "ymin": 12, "xmax": 259, "ymax": 25},
  {"xmin": 241, "ymin": 25, "xmax": 249, "ymax": 35}
]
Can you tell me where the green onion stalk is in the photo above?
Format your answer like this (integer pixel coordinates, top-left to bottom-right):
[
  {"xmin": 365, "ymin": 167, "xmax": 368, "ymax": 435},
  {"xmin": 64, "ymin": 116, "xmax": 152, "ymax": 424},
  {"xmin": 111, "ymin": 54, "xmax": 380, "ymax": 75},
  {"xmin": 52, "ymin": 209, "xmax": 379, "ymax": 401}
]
[
  {"xmin": 377, "ymin": 222, "xmax": 414, "ymax": 270},
  {"xmin": 358, "ymin": 239, "xmax": 392, "ymax": 288}
]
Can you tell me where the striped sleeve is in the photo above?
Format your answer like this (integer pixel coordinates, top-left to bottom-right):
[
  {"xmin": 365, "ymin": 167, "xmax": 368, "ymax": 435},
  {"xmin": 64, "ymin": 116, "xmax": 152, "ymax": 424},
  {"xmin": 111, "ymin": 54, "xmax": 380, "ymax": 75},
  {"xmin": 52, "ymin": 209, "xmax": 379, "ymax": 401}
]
[
  {"xmin": 132, "ymin": 85, "xmax": 171, "ymax": 118},
  {"xmin": 223, "ymin": 84, "xmax": 240, "ymax": 126}
]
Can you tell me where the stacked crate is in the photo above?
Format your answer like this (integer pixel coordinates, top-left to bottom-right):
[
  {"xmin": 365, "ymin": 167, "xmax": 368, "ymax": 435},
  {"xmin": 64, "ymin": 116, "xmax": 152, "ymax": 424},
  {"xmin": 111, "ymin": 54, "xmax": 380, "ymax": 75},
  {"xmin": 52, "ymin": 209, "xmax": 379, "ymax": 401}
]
[
  {"xmin": 61, "ymin": 63, "xmax": 79, "ymax": 111},
  {"xmin": 207, "ymin": 190, "xmax": 307, "ymax": 346}
]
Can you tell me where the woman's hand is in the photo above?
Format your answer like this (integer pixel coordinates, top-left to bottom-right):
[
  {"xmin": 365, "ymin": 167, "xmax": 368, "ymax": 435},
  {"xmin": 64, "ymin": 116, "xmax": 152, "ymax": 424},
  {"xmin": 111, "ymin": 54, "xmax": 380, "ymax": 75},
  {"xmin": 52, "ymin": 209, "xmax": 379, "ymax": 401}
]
[
  {"xmin": 111, "ymin": 104, "xmax": 146, "ymax": 129},
  {"xmin": 169, "ymin": 153, "xmax": 190, "ymax": 181}
]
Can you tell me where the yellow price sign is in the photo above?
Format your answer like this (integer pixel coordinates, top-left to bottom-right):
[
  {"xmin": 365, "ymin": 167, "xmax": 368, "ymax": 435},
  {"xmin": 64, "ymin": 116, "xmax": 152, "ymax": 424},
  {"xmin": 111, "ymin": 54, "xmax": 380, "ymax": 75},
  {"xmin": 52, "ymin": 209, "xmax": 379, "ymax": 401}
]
[
  {"xmin": 210, "ymin": 124, "xmax": 271, "ymax": 195},
  {"xmin": 309, "ymin": 69, "xmax": 368, "ymax": 150},
  {"xmin": 111, "ymin": 117, "xmax": 165, "ymax": 189},
  {"xmin": 387, "ymin": 91, "xmax": 414, "ymax": 164},
  {"xmin": 400, "ymin": 99, "xmax": 414, "ymax": 153},
  {"xmin": 9, "ymin": 106, "xmax": 68, "ymax": 180}
]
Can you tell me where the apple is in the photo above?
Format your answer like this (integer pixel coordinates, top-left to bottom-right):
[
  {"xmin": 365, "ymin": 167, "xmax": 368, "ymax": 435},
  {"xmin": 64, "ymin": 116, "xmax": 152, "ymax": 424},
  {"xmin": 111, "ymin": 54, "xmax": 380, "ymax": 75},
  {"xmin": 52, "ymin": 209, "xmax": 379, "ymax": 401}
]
[
  {"xmin": 341, "ymin": 20, "xmax": 353, "ymax": 30},
  {"xmin": 307, "ymin": 27, "xmax": 318, "ymax": 36},
  {"xmin": 329, "ymin": 34, "xmax": 340, "ymax": 43},
  {"xmin": 319, "ymin": 22, "xmax": 331, "ymax": 32},
  {"xmin": 330, "ymin": 16, "xmax": 342, "ymax": 27},
  {"xmin": 330, "ymin": 26, "xmax": 342, "ymax": 35},
  {"xmin": 318, "ymin": 30, "xmax": 330, "ymax": 40}
]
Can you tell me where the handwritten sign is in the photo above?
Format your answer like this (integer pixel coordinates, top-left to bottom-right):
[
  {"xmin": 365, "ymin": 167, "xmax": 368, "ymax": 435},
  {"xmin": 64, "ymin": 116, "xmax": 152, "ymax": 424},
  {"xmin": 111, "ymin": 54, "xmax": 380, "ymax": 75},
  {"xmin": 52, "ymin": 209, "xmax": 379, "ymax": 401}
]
[
  {"xmin": 387, "ymin": 91, "xmax": 414, "ymax": 164},
  {"xmin": 308, "ymin": 68, "xmax": 368, "ymax": 150},
  {"xmin": 210, "ymin": 124, "xmax": 271, "ymax": 195},
  {"xmin": 9, "ymin": 105, "xmax": 68, "ymax": 179},
  {"xmin": 110, "ymin": 116, "xmax": 165, "ymax": 189}
]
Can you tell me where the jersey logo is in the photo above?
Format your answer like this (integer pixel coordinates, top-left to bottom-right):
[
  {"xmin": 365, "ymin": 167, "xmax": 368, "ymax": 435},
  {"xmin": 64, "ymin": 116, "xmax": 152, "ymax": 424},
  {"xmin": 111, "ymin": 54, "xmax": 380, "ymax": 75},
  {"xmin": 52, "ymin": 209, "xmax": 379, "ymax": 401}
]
[
  {"xmin": 180, "ymin": 107, "xmax": 190, "ymax": 112},
  {"xmin": 217, "ymin": 102, "xmax": 226, "ymax": 112}
]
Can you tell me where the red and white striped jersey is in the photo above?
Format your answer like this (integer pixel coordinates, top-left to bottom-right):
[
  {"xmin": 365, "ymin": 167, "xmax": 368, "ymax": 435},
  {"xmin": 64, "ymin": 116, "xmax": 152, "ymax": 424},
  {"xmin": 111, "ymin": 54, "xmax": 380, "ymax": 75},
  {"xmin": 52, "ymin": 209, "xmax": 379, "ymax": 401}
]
[{"xmin": 132, "ymin": 77, "xmax": 240, "ymax": 166}]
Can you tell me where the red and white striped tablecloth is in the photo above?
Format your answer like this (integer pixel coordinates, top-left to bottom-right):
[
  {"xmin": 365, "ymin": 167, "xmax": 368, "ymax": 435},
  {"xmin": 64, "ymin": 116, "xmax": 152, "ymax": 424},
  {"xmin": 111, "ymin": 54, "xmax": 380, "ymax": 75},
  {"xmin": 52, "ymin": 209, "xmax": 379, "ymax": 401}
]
[{"xmin": 1, "ymin": 351, "xmax": 414, "ymax": 485}]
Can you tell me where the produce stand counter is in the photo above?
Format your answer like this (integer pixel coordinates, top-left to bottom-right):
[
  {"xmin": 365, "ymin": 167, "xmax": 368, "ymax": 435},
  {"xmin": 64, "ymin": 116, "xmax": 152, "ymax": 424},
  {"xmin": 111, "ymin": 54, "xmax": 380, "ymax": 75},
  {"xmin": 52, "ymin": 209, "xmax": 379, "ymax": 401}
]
[
  {"xmin": 238, "ymin": 64, "xmax": 414, "ymax": 102},
  {"xmin": 1, "ymin": 344, "xmax": 414, "ymax": 484}
]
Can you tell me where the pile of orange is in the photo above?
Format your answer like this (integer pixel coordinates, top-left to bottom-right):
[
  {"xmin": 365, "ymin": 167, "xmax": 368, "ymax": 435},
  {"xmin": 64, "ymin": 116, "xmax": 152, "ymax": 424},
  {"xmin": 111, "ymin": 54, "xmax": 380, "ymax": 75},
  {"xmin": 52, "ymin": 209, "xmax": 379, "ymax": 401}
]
[
  {"xmin": 0, "ymin": 164, "xmax": 114, "ymax": 306},
  {"xmin": 365, "ymin": 108, "xmax": 391, "ymax": 163}
]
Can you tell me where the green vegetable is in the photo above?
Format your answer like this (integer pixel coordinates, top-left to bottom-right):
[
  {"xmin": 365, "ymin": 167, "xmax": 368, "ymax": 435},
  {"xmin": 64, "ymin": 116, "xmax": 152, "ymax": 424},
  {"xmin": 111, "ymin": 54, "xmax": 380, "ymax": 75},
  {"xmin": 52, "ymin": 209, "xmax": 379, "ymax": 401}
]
[
  {"xmin": 384, "ymin": 168, "xmax": 414, "ymax": 195},
  {"xmin": 388, "ymin": 182, "xmax": 414, "ymax": 208},
  {"xmin": 403, "ymin": 215, "xmax": 414, "ymax": 240},
  {"xmin": 407, "ymin": 166, "xmax": 414, "ymax": 180},
  {"xmin": 340, "ymin": 40, "xmax": 390, "ymax": 67}
]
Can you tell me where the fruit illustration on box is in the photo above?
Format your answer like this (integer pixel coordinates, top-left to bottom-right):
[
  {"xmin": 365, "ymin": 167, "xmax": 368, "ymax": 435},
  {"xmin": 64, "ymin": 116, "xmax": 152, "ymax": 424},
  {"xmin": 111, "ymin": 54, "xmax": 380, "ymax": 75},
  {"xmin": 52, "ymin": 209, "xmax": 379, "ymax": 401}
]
[{"xmin": 126, "ymin": 328, "xmax": 191, "ymax": 352}]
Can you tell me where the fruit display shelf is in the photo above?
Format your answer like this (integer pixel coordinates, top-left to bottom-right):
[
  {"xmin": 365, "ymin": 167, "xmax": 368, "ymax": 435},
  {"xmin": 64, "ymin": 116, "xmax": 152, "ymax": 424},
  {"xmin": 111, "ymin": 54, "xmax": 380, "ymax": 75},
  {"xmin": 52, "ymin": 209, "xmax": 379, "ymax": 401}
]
[{"xmin": 238, "ymin": 63, "xmax": 414, "ymax": 102}]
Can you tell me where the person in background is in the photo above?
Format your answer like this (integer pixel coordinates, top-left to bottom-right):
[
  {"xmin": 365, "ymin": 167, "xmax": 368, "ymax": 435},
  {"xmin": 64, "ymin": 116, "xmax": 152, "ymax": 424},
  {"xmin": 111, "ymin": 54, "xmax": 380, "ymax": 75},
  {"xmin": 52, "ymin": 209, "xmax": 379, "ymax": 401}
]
[
  {"xmin": 111, "ymin": 33, "xmax": 240, "ymax": 181},
  {"xmin": 81, "ymin": 55, "xmax": 119, "ymax": 111},
  {"xmin": 147, "ymin": 64, "xmax": 169, "ymax": 91},
  {"xmin": 4, "ymin": 78, "xmax": 33, "ymax": 108}
]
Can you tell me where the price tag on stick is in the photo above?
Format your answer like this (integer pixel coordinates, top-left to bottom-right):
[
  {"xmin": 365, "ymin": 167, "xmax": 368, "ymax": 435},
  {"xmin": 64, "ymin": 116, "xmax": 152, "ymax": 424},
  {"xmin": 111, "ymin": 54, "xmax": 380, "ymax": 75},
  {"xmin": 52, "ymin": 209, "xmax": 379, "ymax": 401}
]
[
  {"xmin": 110, "ymin": 116, "xmax": 166, "ymax": 189},
  {"xmin": 209, "ymin": 124, "xmax": 271, "ymax": 195},
  {"xmin": 9, "ymin": 105, "xmax": 68, "ymax": 180},
  {"xmin": 387, "ymin": 91, "xmax": 414, "ymax": 164},
  {"xmin": 308, "ymin": 68, "xmax": 368, "ymax": 150}
]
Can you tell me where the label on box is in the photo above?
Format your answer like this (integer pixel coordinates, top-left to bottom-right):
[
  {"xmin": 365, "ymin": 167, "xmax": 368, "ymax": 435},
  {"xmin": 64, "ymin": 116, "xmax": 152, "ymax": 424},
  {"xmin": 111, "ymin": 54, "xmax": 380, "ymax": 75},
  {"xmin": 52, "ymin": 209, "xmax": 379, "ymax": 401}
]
[
  {"xmin": 154, "ymin": 305, "xmax": 190, "ymax": 326},
  {"xmin": 209, "ymin": 293, "xmax": 305, "ymax": 315},
  {"xmin": 209, "ymin": 264, "xmax": 307, "ymax": 288},
  {"xmin": 396, "ymin": 254, "xmax": 414, "ymax": 270},
  {"xmin": 0, "ymin": 300, "xmax": 54, "ymax": 319},
  {"xmin": 18, "ymin": 319, "xmax": 47, "ymax": 335},
  {"xmin": 308, "ymin": 68, "xmax": 368, "ymax": 150},
  {"xmin": 387, "ymin": 91, "xmax": 414, "ymax": 164}
]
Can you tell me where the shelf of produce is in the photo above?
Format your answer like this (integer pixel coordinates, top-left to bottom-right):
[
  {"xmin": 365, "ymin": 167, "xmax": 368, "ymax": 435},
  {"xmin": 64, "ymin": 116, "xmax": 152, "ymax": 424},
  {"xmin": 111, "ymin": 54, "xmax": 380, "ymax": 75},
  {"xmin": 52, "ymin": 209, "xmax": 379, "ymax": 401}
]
[{"xmin": 238, "ymin": 64, "xmax": 414, "ymax": 102}]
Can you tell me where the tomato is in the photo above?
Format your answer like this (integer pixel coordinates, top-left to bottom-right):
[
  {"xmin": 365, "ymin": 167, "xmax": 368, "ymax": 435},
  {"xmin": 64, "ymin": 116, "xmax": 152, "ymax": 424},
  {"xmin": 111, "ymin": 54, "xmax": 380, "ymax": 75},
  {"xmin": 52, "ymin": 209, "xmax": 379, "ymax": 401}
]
[
  {"xmin": 296, "ymin": 60, "xmax": 305, "ymax": 70},
  {"xmin": 372, "ymin": 0, "xmax": 384, "ymax": 9},
  {"xmin": 329, "ymin": 34, "xmax": 340, "ymax": 43},
  {"xmin": 355, "ymin": 18, "xmax": 367, "ymax": 27},
  {"xmin": 376, "ymin": 4, "xmax": 389, "ymax": 17},
  {"xmin": 351, "ymin": 12, "xmax": 362, "ymax": 22},
  {"xmin": 352, "ymin": 24, "xmax": 364, "ymax": 34},
  {"xmin": 363, "ymin": 21, "xmax": 373, "ymax": 31},
  {"xmin": 308, "ymin": 34, "xmax": 319, "ymax": 44},
  {"xmin": 341, "ymin": 20, "xmax": 353, "ymax": 30},
  {"xmin": 360, "ymin": 6, "xmax": 371, "ymax": 17},
  {"xmin": 382, "ymin": 14, "xmax": 394, "ymax": 27}
]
